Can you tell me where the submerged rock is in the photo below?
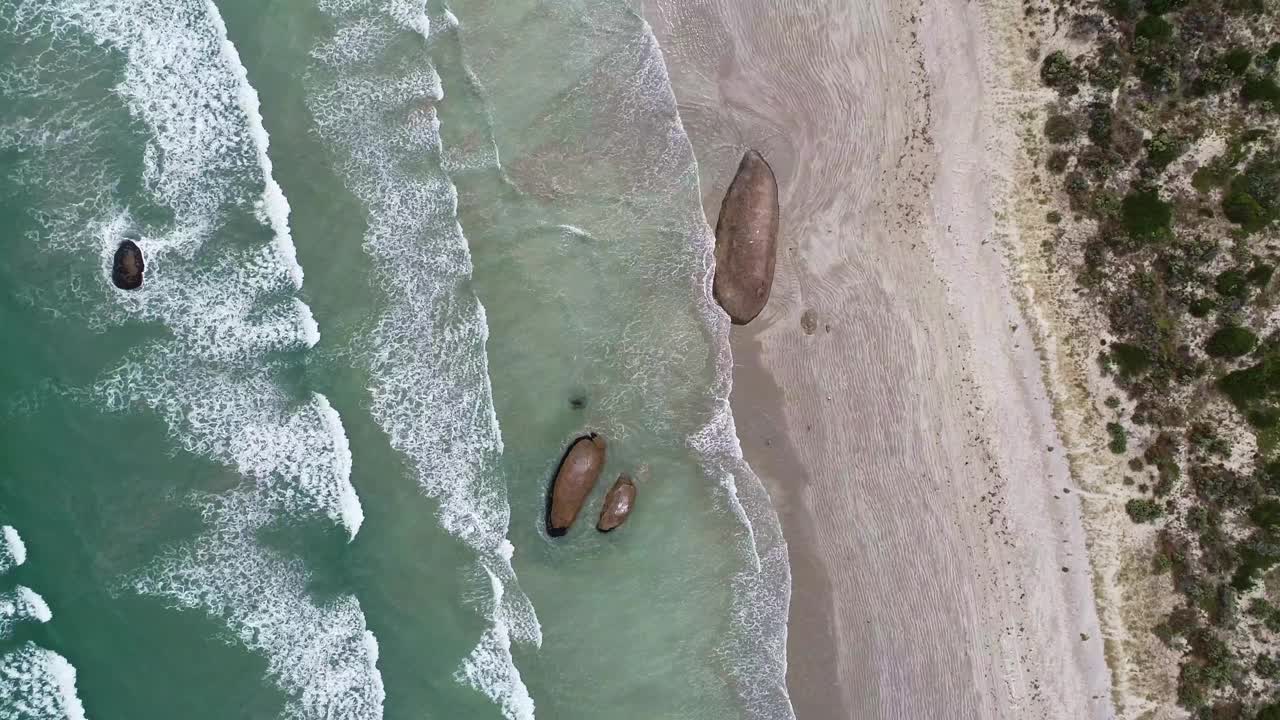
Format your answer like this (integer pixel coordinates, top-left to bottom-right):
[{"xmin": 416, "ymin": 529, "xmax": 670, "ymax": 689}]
[
  {"xmin": 112, "ymin": 239, "xmax": 145, "ymax": 290},
  {"xmin": 713, "ymin": 150, "xmax": 779, "ymax": 325},
  {"xmin": 547, "ymin": 433, "xmax": 607, "ymax": 536},
  {"xmin": 596, "ymin": 474, "xmax": 636, "ymax": 533}
]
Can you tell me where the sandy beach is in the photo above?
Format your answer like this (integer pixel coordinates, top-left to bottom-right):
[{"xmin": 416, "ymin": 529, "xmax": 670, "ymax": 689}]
[{"xmin": 641, "ymin": 0, "xmax": 1116, "ymax": 716}]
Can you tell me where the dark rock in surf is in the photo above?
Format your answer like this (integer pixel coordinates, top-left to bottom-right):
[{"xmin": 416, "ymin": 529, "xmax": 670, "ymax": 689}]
[
  {"xmin": 713, "ymin": 150, "xmax": 779, "ymax": 325},
  {"xmin": 569, "ymin": 394, "xmax": 587, "ymax": 410},
  {"xmin": 112, "ymin": 240, "xmax": 145, "ymax": 290},
  {"xmin": 596, "ymin": 474, "xmax": 636, "ymax": 533},
  {"xmin": 547, "ymin": 433, "xmax": 607, "ymax": 536}
]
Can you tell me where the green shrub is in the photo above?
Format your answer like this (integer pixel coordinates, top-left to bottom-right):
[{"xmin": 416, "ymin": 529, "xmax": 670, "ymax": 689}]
[
  {"xmin": 1247, "ymin": 264, "xmax": 1274, "ymax": 287},
  {"xmin": 1227, "ymin": 156, "xmax": 1279, "ymax": 232},
  {"xmin": 1247, "ymin": 407, "xmax": 1280, "ymax": 428},
  {"xmin": 1146, "ymin": 129, "xmax": 1184, "ymax": 170},
  {"xmin": 1189, "ymin": 297, "xmax": 1216, "ymax": 317},
  {"xmin": 1046, "ymin": 150, "xmax": 1070, "ymax": 174},
  {"xmin": 1108, "ymin": 422, "xmax": 1129, "ymax": 453},
  {"xmin": 1270, "ymin": 42, "xmax": 1280, "ymax": 62},
  {"xmin": 1106, "ymin": 0, "xmax": 1137, "ymax": 19},
  {"xmin": 1259, "ymin": 702, "xmax": 1280, "ymax": 720},
  {"xmin": 1046, "ymin": 210, "xmax": 1063, "ymax": 224},
  {"xmin": 1243, "ymin": 76, "xmax": 1280, "ymax": 109},
  {"xmin": 1249, "ymin": 499, "xmax": 1280, "ymax": 528},
  {"xmin": 1223, "ymin": 191, "xmax": 1267, "ymax": 231},
  {"xmin": 1111, "ymin": 342, "xmax": 1153, "ymax": 376},
  {"xmin": 1218, "ymin": 363, "xmax": 1269, "ymax": 408},
  {"xmin": 1205, "ymin": 326, "xmax": 1258, "ymax": 358},
  {"xmin": 1122, "ymin": 188, "xmax": 1173, "ymax": 242},
  {"xmin": 1041, "ymin": 51, "xmax": 1082, "ymax": 93},
  {"xmin": 1222, "ymin": 48, "xmax": 1253, "ymax": 75},
  {"xmin": 1044, "ymin": 114, "xmax": 1077, "ymax": 143},
  {"xmin": 1215, "ymin": 269, "xmax": 1249, "ymax": 298},
  {"xmin": 1257, "ymin": 654, "xmax": 1280, "ymax": 680},
  {"xmin": 1127, "ymin": 497, "xmax": 1165, "ymax": 522},
  {"xmin": 1135, "ymin": 14, "xmax": 1174, "ymax": 42},
  {"xmin": 1087, "ymin": 101, "xmax": 1113, "ymax": 145}
]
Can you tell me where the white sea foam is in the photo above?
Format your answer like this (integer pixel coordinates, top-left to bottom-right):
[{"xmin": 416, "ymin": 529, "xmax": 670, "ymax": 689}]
[
  {"xmin": 307, "ymin": 3, "xmax": 538, "ymax": 717},
  {"xmin": 455, "ymin": 566, "xmax": 534, "ymax": 720},
  {"xmin": 131, "ymin": 488, "xmax": 383, "ymax": 720},
  {"xmin": 2, "ymin": 0, "xmax": 383, "ymax": 716},
  {"xmin": 95, "ymin": 349, "xmax": 363, "ymax": 538},
  {"xmin": 8, "ymin": 0, "xmax": 365, "ymax": 530},
  {"xmin": 0, "ymin": 526, "xmax": 27, "ymax": 573},
  {"xmin": 0, "ymin": 587, "xmax": 53, "ymax": 639},
  {"xmin": 619, "ymin": 20, "xmax": 797, "ymax": 720},
  {"xmin": 0, "ymin": 643, "xmax": 88, "ymax": 720}
]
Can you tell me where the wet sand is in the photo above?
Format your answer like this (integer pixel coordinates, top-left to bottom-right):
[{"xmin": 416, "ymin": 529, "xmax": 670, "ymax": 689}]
[{"xmin": 641, "ymin": 0, "xmax": 1115, "ymax": 716}]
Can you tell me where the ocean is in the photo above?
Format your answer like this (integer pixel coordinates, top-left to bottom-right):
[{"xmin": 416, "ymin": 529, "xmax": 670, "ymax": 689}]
[{"xmin": 0, "ymin": 1, "xmax": 791, "ymax": 718}]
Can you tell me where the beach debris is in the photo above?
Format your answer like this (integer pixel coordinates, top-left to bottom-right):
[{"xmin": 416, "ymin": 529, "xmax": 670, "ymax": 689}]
[
  {"xmin": 596, "ymin": 473, "xmax": 636, "ymax": 532},
  {"xmin": 801, "ymin": 309, "xmax": 818, "ymax": 334},
  {"xmin": 547, "ymin": 433, "xmax": 607, "ymax": 536},
  {"xmin": 112, "ymin": 239, "xmax": 145, "ymax": 290},
  {"xmin": 713, "ymin": 149, "xmax": 779, "ymax": 324}
]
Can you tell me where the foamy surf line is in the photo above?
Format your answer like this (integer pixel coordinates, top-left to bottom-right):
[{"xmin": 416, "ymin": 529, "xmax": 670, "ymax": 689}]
[
  {"xmin": 0, "ymin": 525, "xmax": 26, "ymax": 574},
  {"xmin": 0, "ymin": 524, "xmax": 90, "ymax": 720},
  {"xmin": 307, "ymin": 4, "xmax": 538, "ymax": 718},
  {"xmin": 0, "ymin": 644, "xmax": 89, "ymax": 720},
  {"xmin": 4, "ymin": 0, "xmax": 384, "ymax": 716},
  {"xmin": 632, "ymin": 17, "xmax": 796, "ymax": 719}
]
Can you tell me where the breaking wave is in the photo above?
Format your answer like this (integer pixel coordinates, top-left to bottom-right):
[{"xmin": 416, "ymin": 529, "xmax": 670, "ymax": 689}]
[
  {"xmin": 0, "ymin": 0, "xmax": 383, "ymax": 716},
  {"xmin": 305, "ymin": 3, "xmax": 538, "ymax": 717}
]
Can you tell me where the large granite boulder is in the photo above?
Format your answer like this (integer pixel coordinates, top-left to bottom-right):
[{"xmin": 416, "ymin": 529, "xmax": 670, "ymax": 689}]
[
  {"xmin": 112, "ymin": 239, "xmax": 145, "ymax": 290},
  {"xmin": 547, "ymin": 433, "xmax": 607, "ymax": 536},
  {"xmin": 712, "ymin": 150, "xmax": 779, "ymax": 325},
  {"xmin": 596, "ymin": 474, "xmax": 636, "ymax": 533}
]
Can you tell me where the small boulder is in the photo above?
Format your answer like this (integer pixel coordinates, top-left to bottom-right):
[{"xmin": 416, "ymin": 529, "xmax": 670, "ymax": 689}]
[
  {"xmin": 713, "ymin": 150, "xmax": 779, "ymax": 324},
  {"xmin": 547, "ymin": 433, "xmax": 607, "ymax": 536},
  {"xmin": 112, "ymin": 239, "xmax": 145, "ymax": 290},
  {"xmin": 596, "ymin": 474, "xmax": 636, "ymax": 533}
]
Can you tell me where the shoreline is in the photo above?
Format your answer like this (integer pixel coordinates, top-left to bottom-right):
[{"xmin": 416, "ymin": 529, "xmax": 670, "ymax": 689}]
[{"xmin": 643, "ymin": 0, "xmax": 1116, "ymax": 716}]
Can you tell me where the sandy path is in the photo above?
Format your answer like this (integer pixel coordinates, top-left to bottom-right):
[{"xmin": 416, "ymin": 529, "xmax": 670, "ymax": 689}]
[{"xmin": 639, "ymin": 0, "xmax": 1115, "ymax": 717}]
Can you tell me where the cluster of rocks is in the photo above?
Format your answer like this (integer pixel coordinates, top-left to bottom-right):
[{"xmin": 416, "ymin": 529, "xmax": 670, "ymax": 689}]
[
  {"xmin": 546, "ymin": 433, "xmax": 637, "ymax": 536},
  {"xmin": 546, "ymin": 149, "xmax": 778, "ymax": 538}
]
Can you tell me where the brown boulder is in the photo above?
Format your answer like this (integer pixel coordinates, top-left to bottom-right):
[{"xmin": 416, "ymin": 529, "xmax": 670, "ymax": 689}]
[
  {"xmin": 596, "ymin": 474, "xmax": 636, "ymax": 533},
  {"xmin": 713, "ymin": 150, "xmax": 779, "ymax": 325},
  {"xmin": 547, "ymin": 433, "xmax": 607, "ymax": 536},
  {"xmin": 112, "ymin": 239, "xmax": 145, "ymax": 290}
]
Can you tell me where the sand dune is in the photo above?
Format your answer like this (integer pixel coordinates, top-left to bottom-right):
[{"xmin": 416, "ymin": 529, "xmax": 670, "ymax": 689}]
[{"xmin": 641, "ymin": 0, "xmax": 1115, "ymax": 716}]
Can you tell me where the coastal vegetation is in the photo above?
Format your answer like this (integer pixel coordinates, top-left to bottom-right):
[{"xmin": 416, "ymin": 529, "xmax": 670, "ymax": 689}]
[{"xmin": 1038, "ymin": 0, "xmax": 1280, "ymax": 714}]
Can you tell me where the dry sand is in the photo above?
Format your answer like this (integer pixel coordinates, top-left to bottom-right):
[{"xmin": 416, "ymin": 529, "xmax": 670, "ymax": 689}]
[{"xmin": 640, "ymin": 0, "xmax": 1117, "ymax": 716}]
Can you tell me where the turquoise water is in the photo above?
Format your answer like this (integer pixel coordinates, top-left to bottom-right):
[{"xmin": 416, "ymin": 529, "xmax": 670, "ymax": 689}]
[{"xmin": 0, "ymin": 1, "xmax": 791, "ymax": 718}]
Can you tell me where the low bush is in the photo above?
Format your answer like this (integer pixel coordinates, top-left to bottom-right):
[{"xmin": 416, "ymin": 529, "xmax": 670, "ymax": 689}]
[
  {"xmin": 1215, "ymin": 269, "xmax": 1250, "ymax": 298},
  {"xmin": 1044, "ymin": 114, "xmax": 1077, "ymax": 143},
  {"xmin": 1041, "ymin": 51, "xmax": 1083, "ymax": 93},
  {"xmin": 1135, "ymin": 14, "xmax": 1174, "ymax": 42},
  {"xmin": 1122, "ymin": 187, "xmax": 1173, "ymax": 242},
  {"xmin": 1127, "ymin": 497, "xmax": 1165, "ymax": 522},
  {"xmin": 1206, "ymin": 326, "xmax": 1259, "ymax": 358},
  {"xmin": 1108, "ymin": 422, "xmax": 1130, "ymax": 453},
  {"xmin": 1243, "ymin": 76, "xmax": 1280, "ymax": 109},
  {"xmin": 1224, "ymin": 191, "xmax": 1267, "ymax": 231},
  {"xmin": 1146, "ymin": 129, "xmax": 1184, "ymax": 169},
  {"xmin": 1112, "ymin": 342, "xmax": 1153, "ymax": 376}
]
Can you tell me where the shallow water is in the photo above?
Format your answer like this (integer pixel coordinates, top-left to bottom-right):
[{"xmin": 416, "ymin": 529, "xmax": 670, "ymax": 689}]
[{"xmin": 0, "ymin": 1, "xmax": 791, "ymax": 718}]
